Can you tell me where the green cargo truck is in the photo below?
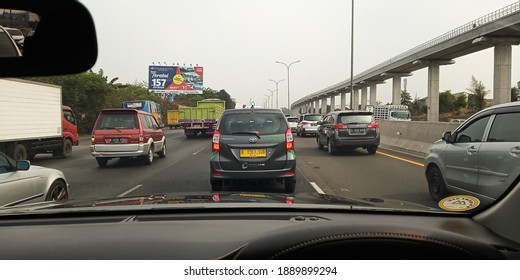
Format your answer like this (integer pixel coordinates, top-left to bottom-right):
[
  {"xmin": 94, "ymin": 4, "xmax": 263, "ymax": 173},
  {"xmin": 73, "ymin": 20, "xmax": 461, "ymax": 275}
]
[{"xmin": 179, "ymin": 99, "xmax": 225, "ymax": 138}]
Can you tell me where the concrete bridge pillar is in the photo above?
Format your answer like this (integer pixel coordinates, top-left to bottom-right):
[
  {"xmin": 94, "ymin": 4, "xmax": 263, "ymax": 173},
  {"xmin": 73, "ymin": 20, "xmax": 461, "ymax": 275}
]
[
  {"xmin": 392, "ymin": 77, "xmax": 402, "ymax": 105},
  {"xmin": 427, "ymin": 64, "xmax": 440, "ymax": 122},
  {"xmin": 330, "ymin": 94, "xmax": 336, "ymax": 112},
  {"xmin": 340, "ymin": 92, "xmax": 346, "ymax": 110},
  {"xmin": 369, "ymin": 83, "xmax": 378, "ymax": 106},
  {"xmin": 361, "ymin": 86, "xmax": 368, "ymax": 110},
  {"xmin": 494, "ymin": 43, "xmax": 512, "ymax": 105},
  {"xmin": 352, "ymin": 88, "xmax": 359, "ymax": 110},
  {"xmin": 321, "ymin": 97, "xmax": 327, "ymax": 114}
]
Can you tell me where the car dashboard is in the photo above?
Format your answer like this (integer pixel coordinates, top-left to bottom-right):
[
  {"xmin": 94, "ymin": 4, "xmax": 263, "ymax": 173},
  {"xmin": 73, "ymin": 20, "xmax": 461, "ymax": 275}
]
[{"xmin": 0, "ymin": 208, "xmax": 518, "ymax": 260}]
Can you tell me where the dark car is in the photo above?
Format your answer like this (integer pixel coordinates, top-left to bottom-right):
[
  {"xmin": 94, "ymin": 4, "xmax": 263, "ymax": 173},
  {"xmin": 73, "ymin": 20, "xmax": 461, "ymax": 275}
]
[
  {"xmin": 90, "ymin": 109, "xmax": 167, "ymax": 167},
  {"xmin": 316, "ymin": 110, "xmax": 380, "ymax": 155},
  {"xmin": 210, "ymin": 109, "xmax": 296, "ymax": 193}
]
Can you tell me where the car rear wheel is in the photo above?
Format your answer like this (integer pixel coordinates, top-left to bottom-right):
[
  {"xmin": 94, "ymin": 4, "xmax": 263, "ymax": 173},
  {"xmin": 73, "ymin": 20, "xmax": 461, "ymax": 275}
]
[
  {"xmin": 327, "ymin": 139, "xmax": 336, "ymax": 155},
  {"xmin": 427, "ymin": 166, "xmax": 449, "ymax": 201},
  {"xmin": 96, "ymin": 158, "xmax": 108, "ymax": 167},
  {"xmin": 158, "ymin": 142, "xmax": 167, "ymax": 158},
  {"xmin": 46, "ymin": 180, "xmax": 68, "ymax": 201},
  {"xmin": 317, "ymin": 137, "xmax": 324, "ymax": 150},
  {"xmin": 284, "ymin": 178, "xmax": 295, "ymax": 193},
  {"xmin": 367, "ymin": 145, "xmax": 377, "ymax": 155},
  {"xmin": 211, "ymin": 179, "xmax": 223, "ymax": 192},
  {"xmin": 143, "ymin": 146, "xmax": 154, "ymax": 165}
]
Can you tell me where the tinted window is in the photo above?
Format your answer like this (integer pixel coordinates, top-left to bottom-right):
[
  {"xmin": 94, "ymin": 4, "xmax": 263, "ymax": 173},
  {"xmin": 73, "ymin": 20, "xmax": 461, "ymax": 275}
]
[
  {"xmin": 0, "ymin": 30, "xmax": 19, "ymax": 57},
  {"xmin": 487, "ymin": 113, "xmax": 520, "ymax": 142},
  {"xmin": 303, "ymin": 115, "xmax": 321, "ymax": 121},
  {"xmin": 219, "ymin": 112, "xmax": 287, "ymax": 135},
  {"xmin": 0, "ymin": 154, "xmax": 14, "ymax": 174},
  {"xmin": 96, "ymin": 113, "xmax": 139, "ymax": 129},
  {"xmin": 338, "ymin": 114, "xmax": 373, "ymax": 124},
  {"xmin": 455, "ymin": 116, "xmax": 491, "ymax": 143}
]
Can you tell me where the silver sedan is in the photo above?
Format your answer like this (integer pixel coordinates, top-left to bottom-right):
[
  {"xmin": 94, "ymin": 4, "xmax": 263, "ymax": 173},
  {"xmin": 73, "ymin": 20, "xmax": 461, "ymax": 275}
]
[{"xmin": 0, "ymin": 152, "xmax": 69, "ymax": 207}]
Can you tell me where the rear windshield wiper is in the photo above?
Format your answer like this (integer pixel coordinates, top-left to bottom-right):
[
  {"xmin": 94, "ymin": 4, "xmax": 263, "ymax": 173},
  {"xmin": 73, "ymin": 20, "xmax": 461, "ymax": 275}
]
[
  {"xmin": 230, "ymin": 132, "xmax": 261, "ymax": 139},
  {"xmin": 100, "ymin": 126, "xmax": 122, "ymax": 132}
]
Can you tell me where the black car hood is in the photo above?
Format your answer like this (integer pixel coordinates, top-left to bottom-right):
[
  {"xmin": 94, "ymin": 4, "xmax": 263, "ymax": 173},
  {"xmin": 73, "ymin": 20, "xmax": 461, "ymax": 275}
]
[{"xmin": 0, "ymin": 191, "xmax": 441, "ymax": 215}]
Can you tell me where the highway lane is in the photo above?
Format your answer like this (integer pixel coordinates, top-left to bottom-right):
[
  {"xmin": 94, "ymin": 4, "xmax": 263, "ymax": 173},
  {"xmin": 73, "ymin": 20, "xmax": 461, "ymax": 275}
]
[
  {"xmin": 293, "ymin": 134, "xmax": 437, "ymax": 208},
  {"xmin": 33, "ymin": 129, "xmax": 437, "ymax": 209}
]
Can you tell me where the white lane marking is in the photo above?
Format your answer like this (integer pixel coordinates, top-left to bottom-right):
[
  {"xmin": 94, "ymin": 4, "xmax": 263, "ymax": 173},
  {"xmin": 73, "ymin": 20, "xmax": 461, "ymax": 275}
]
[
  {"xmin": 193, "ymin": 146, "xmax": 207, "ymax": 155},
  {"xmin": 309, "ymin": 182, "xmax": 325, "ymax": 195},
  {"xmin": 117, "ymin": 184, "xmax": 143, "ymax": 197}
]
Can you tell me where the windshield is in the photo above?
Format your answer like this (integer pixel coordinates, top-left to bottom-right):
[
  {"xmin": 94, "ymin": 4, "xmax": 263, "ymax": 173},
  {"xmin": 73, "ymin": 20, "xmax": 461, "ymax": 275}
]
[
  {"xmin": 2, "ymin": 0, "xmax": 520, "ymax": 218},
  {"xmin": 303, "ymin": 115, "xmax": 322, "ymax": 121},
  {"xmin": 390, "ymin": 111, "xmax": 411, "ymax": 120}
]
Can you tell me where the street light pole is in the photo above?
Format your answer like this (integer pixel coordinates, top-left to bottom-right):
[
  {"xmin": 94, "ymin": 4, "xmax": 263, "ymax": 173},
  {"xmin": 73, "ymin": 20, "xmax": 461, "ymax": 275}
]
[
  {"xmin": 269, "ymin": 79, "xmax": 285, "ymax": 109},
  {"xmin": 275, "ymin": 60, "xmax": 301, "ymax": 113},
  {"xmin": 266, "ymin": 89, "xmax": 275, "ymax": 109},
  {"xmin": 350, "ymin": 0, "xmax": 355, "ymax": 109}
]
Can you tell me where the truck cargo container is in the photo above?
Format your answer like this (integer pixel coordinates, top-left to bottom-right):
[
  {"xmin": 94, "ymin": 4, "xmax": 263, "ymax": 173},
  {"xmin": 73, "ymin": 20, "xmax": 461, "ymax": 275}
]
[{"xmin": 0, "ymin": 78, "xmax": 79, "ymax": 160}]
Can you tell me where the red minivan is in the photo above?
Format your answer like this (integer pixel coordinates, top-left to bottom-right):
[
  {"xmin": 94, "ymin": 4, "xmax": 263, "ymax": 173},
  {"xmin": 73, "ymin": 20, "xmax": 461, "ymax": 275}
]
[{"xmin": 90, "ymin": 109, "xmax": 166, "ymax": 167}]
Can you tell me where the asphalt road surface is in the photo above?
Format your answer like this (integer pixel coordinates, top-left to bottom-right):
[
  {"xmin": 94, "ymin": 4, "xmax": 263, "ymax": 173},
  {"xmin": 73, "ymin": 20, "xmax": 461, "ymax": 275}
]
[{"xmin": 31, "ymin": 129, "xmax": 437, "ymax": 209}]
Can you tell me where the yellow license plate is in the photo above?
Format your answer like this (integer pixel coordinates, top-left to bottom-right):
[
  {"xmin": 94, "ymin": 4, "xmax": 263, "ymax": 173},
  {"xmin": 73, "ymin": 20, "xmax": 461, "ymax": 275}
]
[{"xmin": 240, "ymin": 149, "xmax": 267, "ymax": 158}]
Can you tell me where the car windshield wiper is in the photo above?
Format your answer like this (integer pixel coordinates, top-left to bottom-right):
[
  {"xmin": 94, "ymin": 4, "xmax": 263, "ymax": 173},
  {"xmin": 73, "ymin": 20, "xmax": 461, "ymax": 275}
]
[{"xmin": 231, "ymin": 131, "xmax": 261, "ymax": 139}]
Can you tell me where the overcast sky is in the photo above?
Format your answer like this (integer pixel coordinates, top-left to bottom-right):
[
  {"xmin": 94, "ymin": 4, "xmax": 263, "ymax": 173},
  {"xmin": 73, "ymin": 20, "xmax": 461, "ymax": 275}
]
[{"xmin": 80, "ymin": 0, "xmax": 520, "ymax": 108}]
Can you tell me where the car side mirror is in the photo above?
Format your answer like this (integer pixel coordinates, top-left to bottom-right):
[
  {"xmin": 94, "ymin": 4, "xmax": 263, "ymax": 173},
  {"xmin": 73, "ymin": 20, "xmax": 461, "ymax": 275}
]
[
  {"xmin": 316, "ymin": 121, "xmax": 322, "ymax": 125},
  {"xmin": 16, "ymin": 160, "xmax": 30, "ymax": 171},
  {"xmin": 442, "ymin": 131, "xmax": 453, "ymax": 143}
]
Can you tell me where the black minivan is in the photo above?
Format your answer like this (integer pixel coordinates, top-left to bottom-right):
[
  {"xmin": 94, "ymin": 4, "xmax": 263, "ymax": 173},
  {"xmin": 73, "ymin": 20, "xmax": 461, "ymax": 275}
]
[
  {"xmin": 210, "ymin": 109, "xmax": 296, "ymax": 193},
  {"xmin": 316, "ymin": 110, "xmax": 380, "ymax": 155}
]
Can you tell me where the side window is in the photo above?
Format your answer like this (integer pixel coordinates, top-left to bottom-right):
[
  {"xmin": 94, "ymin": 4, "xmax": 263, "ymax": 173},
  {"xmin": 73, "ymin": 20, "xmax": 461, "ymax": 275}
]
[
  {"xmin": 140, "ymin": 114, "xmax": 151, "ymax": 129},
  {"xmin": 63, "ymin": 109, "xmax": 76, "ymax": 125},
  {"xmin": 148, "ymin": 115, "xmax": 159, "ymax": 129},
  {"xmin": 0, "ymin": 154, "xmax": 14, "ymax": 174},
  {"xmin": 455, "ymin": 116, "xmax": 491, "ymax": 143},
  {"xmin": 487, "ymin": 113, "xmax": 520, "ymax": 142}
]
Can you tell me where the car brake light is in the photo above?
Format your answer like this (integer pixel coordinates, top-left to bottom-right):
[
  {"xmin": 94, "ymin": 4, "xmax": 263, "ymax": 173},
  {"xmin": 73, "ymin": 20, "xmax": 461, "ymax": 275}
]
[
  {"xmin": 366, "ymin": 123, "xmax": 379, "ymax": 129},
  {"xmin": 91, "ymin": 135, "xmax": 95, "ymax": 143},
  {"xmin": 285, "ymin": 128, "xmax": 294, "ymax": 150},
  {"xmin": 139, "ymin": 134, "xmax": 144, "ymax": 143},
  {"xmin": 212, "ymin": 130, "xmax": 220, "ymax": 152},
  {"xmin": 334, "ymin": 124, "xmax": 348, "ymax": 129},
  {"xmin": 301, "ymin": 121, "xmax": 309, "ymax": 125}
]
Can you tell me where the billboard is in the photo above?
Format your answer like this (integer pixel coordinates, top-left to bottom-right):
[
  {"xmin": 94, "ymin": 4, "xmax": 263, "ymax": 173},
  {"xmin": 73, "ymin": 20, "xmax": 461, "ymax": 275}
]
[{"xmin": 148, "ymin": 65, "xmax": 204, "ymax": 94}]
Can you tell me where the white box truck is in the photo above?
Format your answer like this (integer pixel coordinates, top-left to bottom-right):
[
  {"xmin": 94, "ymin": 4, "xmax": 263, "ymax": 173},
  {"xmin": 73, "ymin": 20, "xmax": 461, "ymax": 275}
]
[
  {"xmin": 366, "ymin": 105, "xmax": 411, "ymax": 121},
  {"xmin": 0, "ymin": 78, "xmax": 79, "ymax": 160}
]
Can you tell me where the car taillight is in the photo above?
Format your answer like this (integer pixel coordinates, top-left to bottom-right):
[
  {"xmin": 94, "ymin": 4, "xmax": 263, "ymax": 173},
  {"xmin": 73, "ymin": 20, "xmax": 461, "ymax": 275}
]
[
  {"xmin": 301, "ymin": 121, "xmax": 309, "ymax": 125},
  {"xmin": 212, "ymin": 130, "xmax": 220, "ymax": 152},
  {"xmin": 139, "ymin": 134, "xmax": 144, "ymax": 143},
  {"xmin": 91, "ymin": 135, "xmax": 95, "ymax": 143},
  {"xmin": 366, "ymin": 123, "xmax": 379, "ymax": 129},
  {"xmin": 334, "ymin": 124, "xmax": 348, "ymax": 129},
  {"xmin": 285, "ymin": 128, "xmax": 294, "ymax": 150}
]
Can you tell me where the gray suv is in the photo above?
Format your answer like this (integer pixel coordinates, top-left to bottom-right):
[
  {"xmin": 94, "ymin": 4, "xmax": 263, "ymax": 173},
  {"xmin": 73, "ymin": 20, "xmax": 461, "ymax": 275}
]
[
  {"xmin": 316, "ymin": 111, "xmax": 380, "ymax": 155},
  {"xmin": 425, "ymin": 101, "xmax": 520, "ymax": 204},
  {"xmin": 210, "ymin": 109, "xmax": 296, "ymax": 193}
]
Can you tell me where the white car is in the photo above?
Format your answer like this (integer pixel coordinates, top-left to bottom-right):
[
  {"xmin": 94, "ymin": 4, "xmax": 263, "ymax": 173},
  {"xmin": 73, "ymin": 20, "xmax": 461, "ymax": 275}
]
[
  {"xmin": 0, "ymin": 152, "xmax": 69, "ymax": 207},
  {"xmin": 4, "ymin": 27, "xmax": 25, "ymax": 45},
  {"xmin": 286, "ymin": 116, "xmax": 299, "ymax": 132}
]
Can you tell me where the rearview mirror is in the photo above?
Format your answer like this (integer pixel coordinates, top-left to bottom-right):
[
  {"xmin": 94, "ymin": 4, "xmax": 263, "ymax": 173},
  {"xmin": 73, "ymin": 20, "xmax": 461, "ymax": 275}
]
[{"xmin": 0, "ymin": 0, "xmax": 97, "ymax": 77}]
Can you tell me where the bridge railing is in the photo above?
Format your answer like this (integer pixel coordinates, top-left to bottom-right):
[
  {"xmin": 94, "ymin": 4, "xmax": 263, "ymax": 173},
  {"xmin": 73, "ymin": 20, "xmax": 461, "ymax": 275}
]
[{"xmin": 357, "ymin": 2, "xmax": 520, "ymax": 79}]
